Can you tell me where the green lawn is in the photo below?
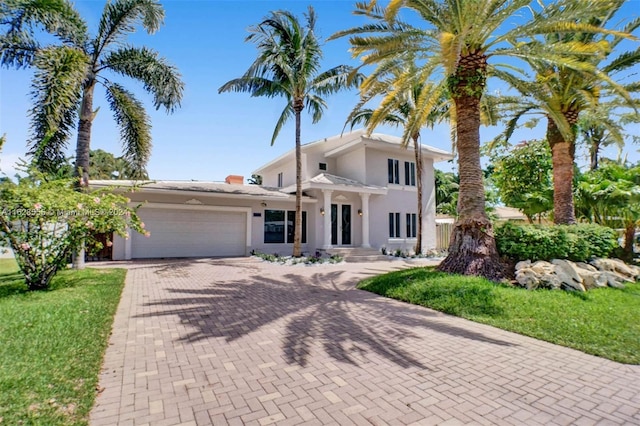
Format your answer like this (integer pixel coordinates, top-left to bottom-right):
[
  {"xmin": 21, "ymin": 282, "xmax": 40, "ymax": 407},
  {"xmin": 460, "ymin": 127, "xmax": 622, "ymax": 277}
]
[
  {"xmin": 359, "ymin": 267, "xmax": 640, "ymax": 364},
  {"xmin": 0, "ymin": 258, "xmax": 126, "ymax": 425}
]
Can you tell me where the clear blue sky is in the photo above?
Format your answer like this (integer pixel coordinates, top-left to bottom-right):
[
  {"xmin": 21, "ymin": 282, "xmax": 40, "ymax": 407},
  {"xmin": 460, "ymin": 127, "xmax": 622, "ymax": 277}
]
[{"xmin": 1, "ymin": 0, "xmax": 639, "ymax": 181}]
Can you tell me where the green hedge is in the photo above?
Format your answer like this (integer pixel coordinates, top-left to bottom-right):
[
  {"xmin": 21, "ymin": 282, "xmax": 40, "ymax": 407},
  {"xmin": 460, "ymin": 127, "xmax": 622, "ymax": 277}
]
[{"xmin": 495, "ymin": 222, "xmax": 618, "ymax": 262}]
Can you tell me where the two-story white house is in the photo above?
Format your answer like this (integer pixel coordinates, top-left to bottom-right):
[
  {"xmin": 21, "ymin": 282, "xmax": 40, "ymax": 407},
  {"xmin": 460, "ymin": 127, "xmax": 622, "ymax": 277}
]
[{"xmin": 98, "ymin": 129, "xmax": 452, "ymax": 260}]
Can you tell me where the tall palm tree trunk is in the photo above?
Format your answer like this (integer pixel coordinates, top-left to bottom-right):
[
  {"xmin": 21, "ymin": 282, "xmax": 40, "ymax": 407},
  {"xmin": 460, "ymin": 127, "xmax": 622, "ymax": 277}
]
[
  {"xmin": 413, "ymin": 135, "xmax": 423, "ymax": 254},
  {"xmin": 438, "ymin": 55, "xmax": 503, "ymax": 280},
  {"xmin": 293, "ymin": 99, "xmax": 303, "ymax": 257},
  {"xmin": 547, "ymin": 118, "xmax": 577, "ymax": 225},
  {"xmin": 76, "ymin": 79, "xmax": 96, "ymax": 186},
  {"xmin": 72, "ymin": 79, "xmax": 96, "ymax": 270},
  {"xmin": 623, "ymin": 222, "xmax": 636, "ymax": 262},
  {"xmin": 590, "ymin": 139, "xmax": 600, "ymax": 171}
]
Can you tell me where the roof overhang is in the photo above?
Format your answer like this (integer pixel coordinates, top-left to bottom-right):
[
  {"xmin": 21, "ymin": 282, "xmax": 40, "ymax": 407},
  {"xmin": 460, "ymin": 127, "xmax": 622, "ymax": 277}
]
[
  {"xmin": 325, "ymin": 133, "xmax": 454, "ymax": 163},
  {"xmin": 281, "ymin": 173, "xmax": 387, "ymax": 195},
  {"xmin": 89, "ymin": 180, "xmax": 318, "ymax": 203}
]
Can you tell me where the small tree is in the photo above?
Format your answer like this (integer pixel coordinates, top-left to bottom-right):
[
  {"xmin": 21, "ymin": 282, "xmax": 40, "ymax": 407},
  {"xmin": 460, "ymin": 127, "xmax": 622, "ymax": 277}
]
[
  {"xmin": 490, "ymin": 140, "xmax": 554, "ymax": 223},
  {"xmin": 0, "ymin": 167, "xmax": 145, "ymax": 290}
]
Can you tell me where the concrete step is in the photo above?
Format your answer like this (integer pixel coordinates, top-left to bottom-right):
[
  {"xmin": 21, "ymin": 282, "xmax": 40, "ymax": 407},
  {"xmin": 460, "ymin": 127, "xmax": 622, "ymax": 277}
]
[{"xmin": 324, "ymin": 248, "xmax": 389, "ymax": 263}]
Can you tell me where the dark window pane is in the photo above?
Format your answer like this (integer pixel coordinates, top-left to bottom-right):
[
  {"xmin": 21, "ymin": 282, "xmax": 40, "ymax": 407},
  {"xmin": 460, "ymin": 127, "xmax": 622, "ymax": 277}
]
[
  {"xmin": 405, "ymin": 161, "xmax": 410, "ymax": 185},
  {"xmin": 388, "ymin": 159, "xmax": 394, "ymax": 183},
  {"xmin": 411, "ymin": 163, "xmax": 416, "ymax": 186},
  {"xmin": 286, "ymin": 211, "xmax": 295, "ymax": 243},
  {"xmin": 406, "ymin": 213, "xmax": 411, "ymax": 238},
  {"xmin": 331, "ymin": 204, "xmax": 338, "ymax": 245},
  {"xmin": 319, "ymin": 163, "xmax": 327, "ymax": 170},
  {"xmin": 302, "ymin": 211, "xmax": 307, "ymax": 244},
  {"xmin": 394, "ymin": 160, "xmax": 399, "ymax": 184},
  {"xmin": 264, "ymin": 210, "xmax": 285, "ymax": 243},
  {"xmin": 342, "ymin": 205, "xmax": 351, "ymax": 245},
  {"xmin": 395, "ymin": 213, "xmax": 400, "ymax": 237},
  {"xmin": 286, "ymin": 211, "xmax": 307, "ymax": 244},
  {"xmin": 412, "ymin": 213, "xmax": 417, "ymax": 237},
  {"xmin": 389, "ymin": 213, "xmax": 394, "ymax": 237}
]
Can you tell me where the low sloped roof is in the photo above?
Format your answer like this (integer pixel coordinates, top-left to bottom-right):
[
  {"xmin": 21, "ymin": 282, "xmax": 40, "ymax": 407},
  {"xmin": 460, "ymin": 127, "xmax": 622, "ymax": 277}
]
[
  {"xmin": 281, "ymin": 173, "xmax": 387, "ymax": 195},
  {"xmin": 89, "ymin": 180, "xmax": 308, "ymax": 200}
]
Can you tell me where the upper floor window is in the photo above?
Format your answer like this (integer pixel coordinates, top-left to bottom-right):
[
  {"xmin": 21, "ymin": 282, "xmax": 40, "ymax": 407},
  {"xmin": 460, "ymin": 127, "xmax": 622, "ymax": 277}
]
[
  {"xmin": 277, "ymin": 172, "xmax": 283, "ymax": 188},
  {"xmin": 319, "ymin": 162, "xmax": 327, "ymax": 171},
  {"xmin": 388, "ymin": 159, "xmax": 399, "ymax": 184},
  {"xmin": 406, "ymin": 213, "xmax": 417, "ymax": 238},
  {"xmin": 405, "ymin": 161, "xmax": 416, "ymax": 186},
  {"xmin": 389, "ymin": 212, "xmax": 401, "ymax": 238}
]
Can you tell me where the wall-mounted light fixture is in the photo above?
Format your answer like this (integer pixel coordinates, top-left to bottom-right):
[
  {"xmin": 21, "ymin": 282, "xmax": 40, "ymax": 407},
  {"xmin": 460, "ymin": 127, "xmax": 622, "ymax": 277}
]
[
  {"xmin": 320, "ymin": 207, "xmax": 325, "ymax": 215},
  {"xmin": 358, "ymin": 209, "xmax": 363, "ymax": 216},
  {"xmin": 260, "ymin": 201, "xmax": 267, "ymax": 207}
]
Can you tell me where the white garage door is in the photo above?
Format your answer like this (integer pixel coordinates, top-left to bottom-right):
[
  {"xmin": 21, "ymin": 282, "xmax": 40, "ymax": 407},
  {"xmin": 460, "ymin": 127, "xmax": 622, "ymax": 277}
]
[{"xmin": 131, "ymin": 208, "xmax": 246, "ymax": 258}]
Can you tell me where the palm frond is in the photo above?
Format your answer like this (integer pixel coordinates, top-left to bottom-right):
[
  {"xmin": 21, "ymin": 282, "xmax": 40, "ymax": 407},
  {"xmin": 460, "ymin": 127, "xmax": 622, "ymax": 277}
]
[
  {"xmin": 105, "ymin": 82, "xmax": 151, "ymax": 176},
  {"xmin": 103, "ymin": 46, "xmax": 183, "ymax": 112},
  {"xmin": 0, "ymin": 0, "xmax": 87, "ymax": 46},
  {"xmin": 95, "ymin": 0, "xmax": 164, "ymax": 57},
  {"xmin": 0, "ymin": 32, "xmax": 38, "ymax": 68},
  {"xmin": 271, "ymin": 103, "xmax": 293, "ymax": 146},
  {"xmin": 27, "ymin": 45, "xmax": 87, "ymax": 173}
]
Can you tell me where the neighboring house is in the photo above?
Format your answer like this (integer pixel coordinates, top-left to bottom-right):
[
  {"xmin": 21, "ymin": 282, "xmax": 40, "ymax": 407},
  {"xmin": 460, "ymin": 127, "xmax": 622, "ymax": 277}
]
[{"xmin": 94, "ymin": 129, "xmax": 452, "ymax": 260}]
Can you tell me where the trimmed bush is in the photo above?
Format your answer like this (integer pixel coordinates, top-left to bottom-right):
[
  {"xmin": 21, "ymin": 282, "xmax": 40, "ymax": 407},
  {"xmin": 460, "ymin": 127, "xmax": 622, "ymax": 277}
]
[{"xmin": 495, "ymin": 222, "xmax": 617, "ymax": 262}]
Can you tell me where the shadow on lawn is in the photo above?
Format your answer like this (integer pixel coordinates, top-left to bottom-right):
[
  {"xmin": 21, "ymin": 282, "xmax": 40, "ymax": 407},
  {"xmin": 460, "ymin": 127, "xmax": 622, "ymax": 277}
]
[
  {"xmin": 138, "ymin": 264, "xmax": 517, "ymax": 369},
  {"xmin": 0, "ymin": 270, "xmax": 27, "ymax": 298}
]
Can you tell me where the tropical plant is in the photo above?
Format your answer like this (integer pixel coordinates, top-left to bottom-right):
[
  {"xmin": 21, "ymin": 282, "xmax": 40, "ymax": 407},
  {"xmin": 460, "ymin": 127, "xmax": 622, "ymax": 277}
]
[
  {"xmin": 491, "ymin": 1, "xmax": 638, "ymax": 224},
  {"xmin": 489, "ymin": 140, "xmax": 554, "ymax": 223},
  {"xmin": 0, "ymin": 139, "xmax": 145, "ymax": 290},
  {"xmin": 333, "ymin": 0, "xmax": 614, "ymax": 280},
  {"xmin": 434, "ymin": 169, "xmax": 458, "ymax": 217},
  {"xmin": 575, "ymin": 160, "xmax": 640, "ymax": 261},
  {"xmin": 0, "ymin": 0, "xmax": 184, "ymax": 181},
  {"xmin": 219, "ymin": 6, "xmax": 361, "ymax": 257},
  {"xmin": 248, "ymin": 174, "xmax": 263, "ymax": 185}
]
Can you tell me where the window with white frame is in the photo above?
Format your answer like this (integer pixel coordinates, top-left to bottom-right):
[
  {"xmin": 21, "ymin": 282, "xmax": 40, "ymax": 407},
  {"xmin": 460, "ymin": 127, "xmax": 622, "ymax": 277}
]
[
  {"xmin": 277, "ymin": 172, "xmax": 283, "ymax": 188},
  {"xmin": 389, "ymin": 212, "xmax": 401, "ymax": 238},
  {"xmin": 264, "ymin": 210, "xmax": 307, "ymax": 243},
  {"xmin": 406, "ymin": 213, "xmax": 417, "ymax": 238},
  {"xmin": 404, "ymin": 161, "xmax": 416, "ymax": 186},
  {"xmin": 387, "ymin": 159, "xmax": 399, "ymax": 184}
]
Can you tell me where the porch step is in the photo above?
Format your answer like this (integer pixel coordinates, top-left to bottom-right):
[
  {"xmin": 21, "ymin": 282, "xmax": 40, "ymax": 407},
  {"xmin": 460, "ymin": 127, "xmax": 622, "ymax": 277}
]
[{"xmin": 325, "ymin": 248, "xmax": 389, "ymax": 263}]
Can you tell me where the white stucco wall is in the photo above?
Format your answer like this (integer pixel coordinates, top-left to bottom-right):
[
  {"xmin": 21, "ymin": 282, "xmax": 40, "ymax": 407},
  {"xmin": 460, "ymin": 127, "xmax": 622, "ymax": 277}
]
[
  {"xmin": 365, "ymin": 147, "xmax": 438, "ymax": 253},
  {"xmin": 336, "ymin": 147, "xmax": 366, "ymax": 183},
  {"xmin": 111, "ymin": 191, "xmax": 318, "ymax": 259}
]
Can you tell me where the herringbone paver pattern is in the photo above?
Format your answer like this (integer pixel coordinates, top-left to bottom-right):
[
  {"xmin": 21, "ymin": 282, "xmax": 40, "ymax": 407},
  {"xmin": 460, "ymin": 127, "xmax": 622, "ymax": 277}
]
[{"xmin": 91, "ymin": 258, "xmax": 640, "ymax": 425}]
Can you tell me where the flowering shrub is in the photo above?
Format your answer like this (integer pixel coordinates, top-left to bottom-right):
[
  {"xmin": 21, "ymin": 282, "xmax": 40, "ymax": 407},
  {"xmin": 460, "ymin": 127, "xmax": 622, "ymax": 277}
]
[{"xmin": 0, "ymin": 176, "xmax": 145, "ymax": 290}]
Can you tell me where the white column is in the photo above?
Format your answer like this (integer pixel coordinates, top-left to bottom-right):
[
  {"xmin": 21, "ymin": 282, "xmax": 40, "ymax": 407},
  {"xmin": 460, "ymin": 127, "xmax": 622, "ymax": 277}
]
[
  {"xmin": 124, "ymin": 226, "xmax": 132, "ymax": 260},
  {"xmin": 360, "ymin": 193, "xmax": 371, "ymax": 248},
  {"xmin": 322, "ymin": 190, "xmax": 332, "ymax": 249}
]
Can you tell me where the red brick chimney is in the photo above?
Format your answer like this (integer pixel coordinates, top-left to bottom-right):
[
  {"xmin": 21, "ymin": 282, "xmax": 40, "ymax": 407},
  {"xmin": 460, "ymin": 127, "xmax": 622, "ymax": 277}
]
[{"xmin": 225, "ymin": 175, "xmax": 244, "ymax": 185}]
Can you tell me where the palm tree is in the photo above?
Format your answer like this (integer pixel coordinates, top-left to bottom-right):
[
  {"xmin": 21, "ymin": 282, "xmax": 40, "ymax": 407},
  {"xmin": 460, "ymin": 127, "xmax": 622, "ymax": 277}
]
[
  {"xmin": 333, "ymin": 0, "xmax": 613, "ymax": 280},
  {"xmin": 579, "ymin": 96, "xmax": 640, "ymax": 171},
  {"xmin": 219, "ymin": 7, "xmax": 360, "ymax": 257},
  {"xmin": 346, "ymin": 61, "xmax": 448, "ymax": 254},
  {"xmin": 492, "ymin": 2, "xmax": 638, "ymax": 224},
  {"xmin": 435, "ymin": 169, "xmax": 459, "ymax": 217},
  {"xmin": 0, "ymin": 0, "xmax": 184, "ymax": 182},
  {"xmin": 575, "ymin": 160, "xmax": 640, "ymax": 261}
]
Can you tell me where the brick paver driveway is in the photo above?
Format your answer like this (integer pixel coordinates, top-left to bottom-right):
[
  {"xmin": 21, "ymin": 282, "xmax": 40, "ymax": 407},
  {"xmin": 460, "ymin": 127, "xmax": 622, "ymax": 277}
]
[{"xmin": 91, "ymin": 258, "xmax": 640, "ymax": 425}]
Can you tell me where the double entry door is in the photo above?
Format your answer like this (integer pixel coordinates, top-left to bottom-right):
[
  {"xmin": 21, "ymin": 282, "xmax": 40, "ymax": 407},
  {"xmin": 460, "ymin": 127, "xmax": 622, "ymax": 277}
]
[{"xmin": 331, "ymin": 203, "xmax": 351, "ymax": 246}]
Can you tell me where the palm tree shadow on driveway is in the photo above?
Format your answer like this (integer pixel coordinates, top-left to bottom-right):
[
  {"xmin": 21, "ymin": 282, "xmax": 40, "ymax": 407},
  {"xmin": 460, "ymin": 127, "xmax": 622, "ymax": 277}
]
[{"xmin": 137, "ymin": 265, "xmax": 516, "ymax": 369}]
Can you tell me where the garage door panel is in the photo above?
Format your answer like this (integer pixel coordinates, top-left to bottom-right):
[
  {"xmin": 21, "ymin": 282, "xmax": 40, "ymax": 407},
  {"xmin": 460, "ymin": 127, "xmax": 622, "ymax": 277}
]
[{"xmin": 132, "ymin": 209, "xmax": 246, "ymax": 258}]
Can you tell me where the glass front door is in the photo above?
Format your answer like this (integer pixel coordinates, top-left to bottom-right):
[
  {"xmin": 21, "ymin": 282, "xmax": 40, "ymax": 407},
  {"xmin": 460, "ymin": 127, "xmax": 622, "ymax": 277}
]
[{"xmin": 331, "ymin": 203, "xmax": 351, "ymax": 246}]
